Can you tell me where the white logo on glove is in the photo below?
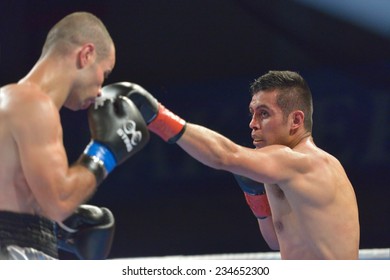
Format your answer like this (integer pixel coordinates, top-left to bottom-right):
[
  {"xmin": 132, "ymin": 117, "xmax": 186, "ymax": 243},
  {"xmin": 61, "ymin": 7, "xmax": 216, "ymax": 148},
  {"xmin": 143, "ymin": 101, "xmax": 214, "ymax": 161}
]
[
  {"xmin": 94, "ymin": 95, "xmax": 115, "ymax": 109},
  {"xmin": 116, "ymin": 120, "xmax": 143, "ymax": 152}
]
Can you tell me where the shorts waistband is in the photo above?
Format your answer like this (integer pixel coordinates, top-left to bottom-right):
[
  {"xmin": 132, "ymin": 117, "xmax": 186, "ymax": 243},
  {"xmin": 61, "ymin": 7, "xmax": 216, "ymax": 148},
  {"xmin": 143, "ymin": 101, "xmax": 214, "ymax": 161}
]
[{"xmin": 0, "ymin": 211, "xmax": 58, "ymax": 258}]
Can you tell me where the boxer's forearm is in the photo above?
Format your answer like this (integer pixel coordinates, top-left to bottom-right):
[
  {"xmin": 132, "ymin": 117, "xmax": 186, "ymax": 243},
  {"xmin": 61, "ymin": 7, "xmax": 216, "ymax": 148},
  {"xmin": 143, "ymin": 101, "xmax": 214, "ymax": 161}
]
[{"xmin": 177, "ymin": 123, "xmax": 240, "ymax": 171}]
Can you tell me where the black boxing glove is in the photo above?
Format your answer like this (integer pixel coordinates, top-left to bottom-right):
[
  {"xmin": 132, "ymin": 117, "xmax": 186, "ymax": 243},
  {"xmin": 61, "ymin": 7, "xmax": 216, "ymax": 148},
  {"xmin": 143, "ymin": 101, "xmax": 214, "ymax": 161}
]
[
  {"xmin": 77, "ymin": 95, "xmax": 149, "ymax": 185},
  {"xmin": 100, "ymin": 82, "xmax": 186, "ymax": 143},
  {"xmin": 233, "ymin": 174, "xmax": 271, "ymax": 219},
  {"xmin": 57, "ymin": 204, "xmax": 115, "ymax": 260}
]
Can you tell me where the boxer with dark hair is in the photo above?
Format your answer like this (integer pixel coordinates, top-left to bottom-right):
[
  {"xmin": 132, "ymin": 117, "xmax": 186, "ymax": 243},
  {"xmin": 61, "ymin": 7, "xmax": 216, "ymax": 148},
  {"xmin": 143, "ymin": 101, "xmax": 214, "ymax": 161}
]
[
  {"xmin": 106, "ymin": 71, "xmax": 360, "ymax": 259},
  {"xmin": 0, "ymin": 12, "xmax": 148, "ymax": 259}
]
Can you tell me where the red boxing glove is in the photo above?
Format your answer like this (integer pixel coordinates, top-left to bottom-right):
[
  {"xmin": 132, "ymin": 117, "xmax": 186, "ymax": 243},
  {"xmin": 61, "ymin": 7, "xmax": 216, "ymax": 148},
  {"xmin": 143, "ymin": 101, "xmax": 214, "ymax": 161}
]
[
  {"xmin": 244, "ymin": 193, "xmax": 271, "ymax": 219},
  {"xmin": 234, "ymin": 174, "xmax": 271, "ymax": 219}
]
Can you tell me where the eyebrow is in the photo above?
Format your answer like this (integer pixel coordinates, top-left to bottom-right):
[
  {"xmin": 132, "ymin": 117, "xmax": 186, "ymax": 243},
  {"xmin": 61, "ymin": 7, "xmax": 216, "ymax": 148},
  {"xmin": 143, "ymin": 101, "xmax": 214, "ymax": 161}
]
[{"xmin": 249, "ymin": 104, "xmax": 271, "ymax": 113}]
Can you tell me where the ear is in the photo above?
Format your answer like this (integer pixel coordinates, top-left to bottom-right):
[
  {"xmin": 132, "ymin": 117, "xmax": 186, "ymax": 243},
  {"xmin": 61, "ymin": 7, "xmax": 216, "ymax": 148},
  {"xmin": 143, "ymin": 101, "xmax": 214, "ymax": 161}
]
[
  {"xmin": 77, "ymin": 43, "xmax": 96, "ymax": 68},
  {"xmin": 290, "ymin": 110, "xmax": 304, "ymax": 133}
]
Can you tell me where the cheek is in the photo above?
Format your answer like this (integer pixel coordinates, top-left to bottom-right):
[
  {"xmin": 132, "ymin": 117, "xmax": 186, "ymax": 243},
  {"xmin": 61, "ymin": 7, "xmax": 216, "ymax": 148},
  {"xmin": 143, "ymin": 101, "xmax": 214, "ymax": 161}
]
[
  {"xmin": 263, "ymin": 119, "xmax": 284, "ymax": 135},
  {"xmin": 87, "ymin": 64, "xmax": 104, "ymax": 86},
  {"xmin": 97, "ymin": 70, "xmax": 105, "ymax": 85},
  {"xmin": 262, "ymin": 119, "xmax": 274, "ymax": 130}
]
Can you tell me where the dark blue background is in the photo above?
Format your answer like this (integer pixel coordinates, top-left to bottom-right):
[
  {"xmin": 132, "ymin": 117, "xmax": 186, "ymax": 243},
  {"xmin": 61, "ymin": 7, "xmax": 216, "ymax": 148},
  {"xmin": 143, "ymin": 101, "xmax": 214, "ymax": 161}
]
[{"xmin": 1, "ymin": 1, "xmax": 389, "ymax": 258}]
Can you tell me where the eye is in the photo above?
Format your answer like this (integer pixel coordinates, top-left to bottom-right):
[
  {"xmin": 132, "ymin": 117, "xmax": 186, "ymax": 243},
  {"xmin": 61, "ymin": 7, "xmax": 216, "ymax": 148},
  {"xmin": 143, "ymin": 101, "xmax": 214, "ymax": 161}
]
[{"xmin": 260, "ymin": 110, "xmax": 270, "ymax": 118}]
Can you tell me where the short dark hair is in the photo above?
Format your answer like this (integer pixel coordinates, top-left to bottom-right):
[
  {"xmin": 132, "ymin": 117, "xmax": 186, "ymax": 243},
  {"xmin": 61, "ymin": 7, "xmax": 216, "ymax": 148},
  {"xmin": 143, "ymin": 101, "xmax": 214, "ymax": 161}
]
[{"xmin": 250, "ymin": 70, "xmax": 313, "ymax": 132}]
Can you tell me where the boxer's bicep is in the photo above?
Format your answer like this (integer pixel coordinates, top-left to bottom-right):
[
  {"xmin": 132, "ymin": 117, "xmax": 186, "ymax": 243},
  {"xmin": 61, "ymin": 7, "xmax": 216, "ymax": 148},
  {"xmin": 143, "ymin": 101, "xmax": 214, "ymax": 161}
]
[
  {"xmin": 233, "ymin": 145, "xmax": 310, "ymax": 185},
  {"xmin": 12, "ymin": 96, "xmax": 67, "ymax": 192}
]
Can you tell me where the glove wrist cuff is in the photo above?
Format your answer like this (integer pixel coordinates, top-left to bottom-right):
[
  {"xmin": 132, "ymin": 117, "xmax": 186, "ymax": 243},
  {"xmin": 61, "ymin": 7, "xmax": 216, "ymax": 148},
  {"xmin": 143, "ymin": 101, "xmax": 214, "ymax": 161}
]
[
  {"xmin": 83, "ymin": 141, "xmax": 117, "ymax": 173},
  {"xmin": 148, "ymin": 103, "xmax": 186, "ymax": 143},
  {"xmin": 78, "ymin": 140, "xmax": 118, "ymax": 186},
  {"xmin": 76, "ymin": 154, "xmax": 106, "ymax": 186}
]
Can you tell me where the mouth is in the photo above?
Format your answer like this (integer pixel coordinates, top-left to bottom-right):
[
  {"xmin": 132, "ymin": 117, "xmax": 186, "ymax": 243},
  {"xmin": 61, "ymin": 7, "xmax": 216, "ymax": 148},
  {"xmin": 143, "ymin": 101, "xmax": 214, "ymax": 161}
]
[
  {"xmin": 81, "ymin": 100, "xmax": 93, "ymax": 110},
  {"xmin": 252, "ymin": 138, "xmax": 265, "ymax": 148},
  {"xmin": 251, "ymin": 131, "xmax": 265, "ymax": 147}
]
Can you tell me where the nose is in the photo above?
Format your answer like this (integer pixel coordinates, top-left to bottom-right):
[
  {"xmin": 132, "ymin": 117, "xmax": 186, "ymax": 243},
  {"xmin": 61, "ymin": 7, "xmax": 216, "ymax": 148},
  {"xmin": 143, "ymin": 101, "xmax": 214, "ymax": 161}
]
[{"xmin": 249, "ymin": 115, "xmax": 259, "ymax": 131}]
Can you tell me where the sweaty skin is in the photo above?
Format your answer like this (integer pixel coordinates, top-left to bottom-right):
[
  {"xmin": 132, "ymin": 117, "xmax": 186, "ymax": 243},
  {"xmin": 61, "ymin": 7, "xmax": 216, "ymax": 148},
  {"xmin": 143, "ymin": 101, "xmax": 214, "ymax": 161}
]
[
  {"xmin": 176, "ymin": 90, "xmax": 360, "ymax": 259},
  {"xmin": 0, "ymin": 41, "xmax": 115, "ymax": 223}
]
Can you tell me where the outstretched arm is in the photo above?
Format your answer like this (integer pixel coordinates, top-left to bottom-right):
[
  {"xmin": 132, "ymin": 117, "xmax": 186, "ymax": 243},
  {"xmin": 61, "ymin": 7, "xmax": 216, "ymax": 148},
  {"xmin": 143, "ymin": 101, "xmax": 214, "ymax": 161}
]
[
  {"xmin": 105, "ymin": 82, "xmax": 301, "ymax": 183},
  {"xmin": 104, "ymin": 82, "xmax": 288, "ymax": 249},
  {"xmin": 176, "ymin": 123, "xmax": 293, "ymax": 185}
]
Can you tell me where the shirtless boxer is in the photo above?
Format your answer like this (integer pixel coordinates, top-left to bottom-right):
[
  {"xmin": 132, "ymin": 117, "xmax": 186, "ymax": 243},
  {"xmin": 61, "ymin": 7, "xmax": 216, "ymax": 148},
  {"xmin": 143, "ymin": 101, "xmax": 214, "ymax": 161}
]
[
  {"xmin": 102, "ymin": 70, "xmax": 360, "ymax": 259},
  {"xmin": 0, "ymin": 12, "xmax": 149, "ymax": 259}
]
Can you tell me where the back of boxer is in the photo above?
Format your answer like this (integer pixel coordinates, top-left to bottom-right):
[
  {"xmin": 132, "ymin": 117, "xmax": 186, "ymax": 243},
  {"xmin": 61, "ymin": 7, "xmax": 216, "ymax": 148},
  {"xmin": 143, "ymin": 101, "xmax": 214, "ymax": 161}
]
[
  {"xmin": 107, "ymin": 71, "xmax": 360, "ymax": 259},
  {"xmin": 0, "ymin": 12, "xmax": 148, "ymax": 259}
]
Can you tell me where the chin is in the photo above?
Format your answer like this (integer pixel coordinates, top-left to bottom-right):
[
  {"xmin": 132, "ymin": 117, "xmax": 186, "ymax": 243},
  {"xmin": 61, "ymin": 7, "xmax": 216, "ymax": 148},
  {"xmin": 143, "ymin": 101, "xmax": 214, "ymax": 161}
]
[
  {"xmin": 63, "ymin": 103, "xmax": 79, "ymax": 111},
  {"xmin": 254, "ymin": 143, "xmax": 265, "ymax": 149}
]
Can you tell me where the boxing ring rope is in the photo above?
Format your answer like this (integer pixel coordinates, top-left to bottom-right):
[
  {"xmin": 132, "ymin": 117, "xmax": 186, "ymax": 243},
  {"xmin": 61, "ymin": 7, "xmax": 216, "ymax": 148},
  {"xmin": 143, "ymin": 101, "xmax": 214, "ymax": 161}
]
[{"xmin": 122, "ymin": 248, "xmax": 389, "ymax": 260}]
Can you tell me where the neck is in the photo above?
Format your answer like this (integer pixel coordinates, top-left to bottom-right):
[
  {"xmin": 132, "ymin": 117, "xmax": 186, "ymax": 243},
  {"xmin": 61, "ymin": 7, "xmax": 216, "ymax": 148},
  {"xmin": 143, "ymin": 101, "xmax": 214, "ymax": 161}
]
[
  {"xmin": 289, "ymin": 130, "xmax": 312, "ymax": 148},
  {"xmin": 18, "ymin": 55, "xmax": 73, "ymax": 110}
]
